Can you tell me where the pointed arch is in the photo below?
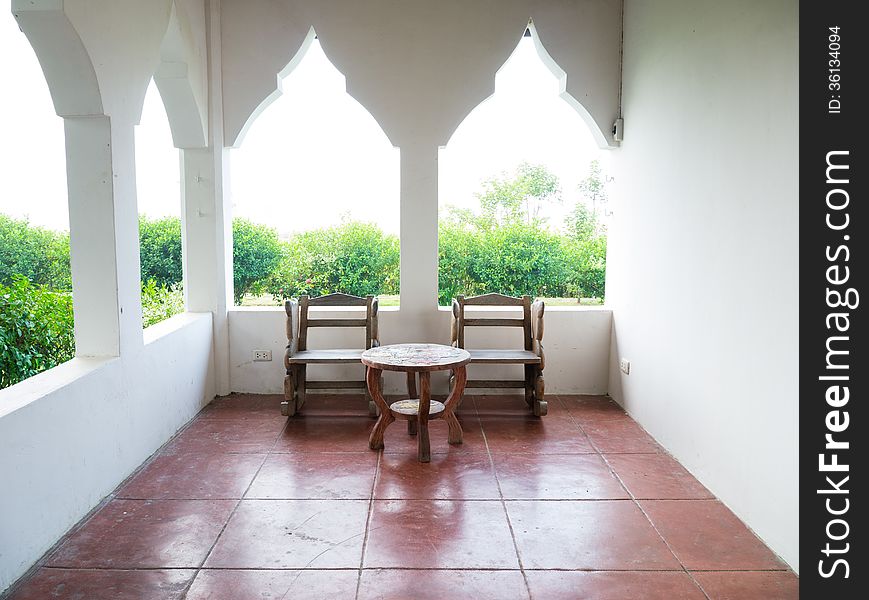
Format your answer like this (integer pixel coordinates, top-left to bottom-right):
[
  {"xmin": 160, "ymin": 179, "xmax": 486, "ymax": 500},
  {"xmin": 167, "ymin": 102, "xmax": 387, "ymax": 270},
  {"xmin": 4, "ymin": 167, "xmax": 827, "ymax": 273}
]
[
  {"xmin": 443, "ymin": 21, "xmax": 613, "ymax": 150},
  {"xmin": 12, "ymin": 0, "xmax": 102, "ymax": 117},
  {"xmin": 153, "ymin": 0, "xmax": 208, "ymax": 148},
  {"xmin": 527, "ymin": 22, "xmax": 612, "ymax": 149},
  {"xmin": 228, "ymin": 27, "xmax": 318, "ymax": 149}
]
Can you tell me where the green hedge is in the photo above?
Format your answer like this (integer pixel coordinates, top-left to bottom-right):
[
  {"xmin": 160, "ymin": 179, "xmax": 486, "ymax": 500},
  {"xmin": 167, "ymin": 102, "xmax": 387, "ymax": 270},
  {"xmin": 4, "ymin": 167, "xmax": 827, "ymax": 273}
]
[
  {"xmin": 141, "ymin": 280, "xmax": 184, "ymax": 328},
  {"xmin": 0, "ymin": 276, "xmax": 75, "ymax": 389},
  {"xmin": 267, "ymin": 221, "xmax": 399, "ymax": 301},
  {"xmin": 138, "ymin": 216, "xmax": 283, "ymax": 303},
  {"xmin": 139, "ymin": 216, "xmax": 183, "ymax": 289},
  {"xmin": 437, "ymin": 221, "xmax": 605, "ymax": 305},
  {"xmin": 0, "ymin": 214, "xmax": 71, "ymax": 291}
]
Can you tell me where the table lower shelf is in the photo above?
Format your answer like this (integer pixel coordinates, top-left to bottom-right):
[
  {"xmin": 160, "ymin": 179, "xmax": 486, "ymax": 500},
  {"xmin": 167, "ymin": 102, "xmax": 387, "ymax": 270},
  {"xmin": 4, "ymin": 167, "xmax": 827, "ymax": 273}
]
[{"xmin": 389, "ymin": 398, "xmax": 445, "ymax": 419}]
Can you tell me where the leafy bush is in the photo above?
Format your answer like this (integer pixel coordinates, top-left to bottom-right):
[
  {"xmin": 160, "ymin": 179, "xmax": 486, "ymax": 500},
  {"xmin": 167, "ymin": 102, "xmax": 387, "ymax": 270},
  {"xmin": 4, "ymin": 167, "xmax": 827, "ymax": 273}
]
[
  {"xmin": 0, "ymin": 214, "xmax": 71, "ymax": 291},
  {"xmin": 139, "ymin": 216, "xmax": 183, "ymax": 288},
  {"xmin": 233, "ymin": 218, "xmax": 282, "ymax": 303},
  {"xmin": 0, "ymin": 276, "xmax": 75, "ymax": 390},
  {"xmin": 141, "ymin": 280, "xmax": 185, "ymax": 328},
  {"xmin": 438, "ymin": 221, "xmax": 574, "ymax": 305},
  {"xmin": 267, "ymin": 221, "xmax": 399, "ymax": 301}
]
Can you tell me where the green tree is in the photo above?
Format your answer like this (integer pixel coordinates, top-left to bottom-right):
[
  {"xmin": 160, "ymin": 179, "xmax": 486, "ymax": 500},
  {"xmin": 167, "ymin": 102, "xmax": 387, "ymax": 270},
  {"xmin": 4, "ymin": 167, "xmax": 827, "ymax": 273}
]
[
  {"xmin": 137, "ymin": 215, "xmax": 284, "ymax": 303},
  {"xmin": 141, "ymin": 279, "xmax": 185, "ymax": 327},
  {"xmin": 233, "ymin": 218, "xmax": 282, "ymax": 303},
  {"xmin": 138, "ymin": 215, "xmax": 183, "ymax": 288},
  {"xmin": 0, "ymin": 276, "xmax": 75, "ymax": 389},
  {"xmin": 565, "ymin": 202, "xmax": 597, "ymax": 241},
  {"xmin": 563, "ymin": 159, "xmax": 609, "ymax": 299},
  {"xmin": 474, "ymin": 162, "xmax": 561, "ymax": 228},
  {"xmin": 438, "ymin": 221, "xmax": 573, "ymax": 305},
  {"xmin": 573, "ymin": 159, "xmax": 608, "ymax": 232},
  {"xmin": 267, "ymin": 221, "xmax": 399, "ymax": 301},
  {"xmin": 0, "ymin": 214, "xmax": 71, "ymax": 290}
]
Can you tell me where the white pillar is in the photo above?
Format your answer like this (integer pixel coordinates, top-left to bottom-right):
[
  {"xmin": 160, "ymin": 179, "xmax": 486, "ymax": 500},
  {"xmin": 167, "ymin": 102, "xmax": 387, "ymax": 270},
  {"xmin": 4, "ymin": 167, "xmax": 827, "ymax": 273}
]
[
  {"xmin": 399, "ymin": 142, "xmax": 439, "ymax": 314},
  {"xmin": 175, "ymin": 0, "xmax": 233, "ymax": 395},
  {"xmin": 64, "ymin": 116, "xmax": 143, "ymax": 357},
  {"xmin": 181, "ymin": 147, "xmax": 232, "ymax": 394}
]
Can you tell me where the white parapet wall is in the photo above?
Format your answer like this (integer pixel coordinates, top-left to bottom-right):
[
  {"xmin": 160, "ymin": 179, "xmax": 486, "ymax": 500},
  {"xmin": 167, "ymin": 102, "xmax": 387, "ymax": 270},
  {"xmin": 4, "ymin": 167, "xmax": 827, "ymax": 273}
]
[
  {"xmin": 0, "ymin": 313, "xmax": 215, "ymax": 592},
  {"xmin": 228, "ymin": 305, "xmax": 611, "ymax": 396}
]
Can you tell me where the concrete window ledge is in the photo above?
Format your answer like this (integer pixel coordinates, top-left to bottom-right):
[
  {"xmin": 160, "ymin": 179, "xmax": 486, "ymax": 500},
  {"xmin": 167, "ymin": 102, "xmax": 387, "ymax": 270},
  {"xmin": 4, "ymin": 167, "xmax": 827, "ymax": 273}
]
[
  {"xmin": 0, "ymin": 357, "xmax": 115, "ymax": 420},
  {"xmin": 143, "ymin": 311, "xmax": 213, "ymax": 345}
]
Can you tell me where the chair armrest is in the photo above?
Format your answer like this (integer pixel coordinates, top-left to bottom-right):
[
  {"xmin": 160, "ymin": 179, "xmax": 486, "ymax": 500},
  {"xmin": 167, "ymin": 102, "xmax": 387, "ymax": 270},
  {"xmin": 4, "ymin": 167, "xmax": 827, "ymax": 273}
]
[
  {"xmin": 371, "ymin": 297, "xmax": 381, "ymax": 347},
  {"xmin": 532, "ymin": 300, "xmax": 545, "ymax": 369},
  {"xmin": 451, "ymin": 298, "xmax": 461, "ymax": 347},
  {"xmin": 284, "ymin": 299, "xmax": 299, "ymax": 368}
]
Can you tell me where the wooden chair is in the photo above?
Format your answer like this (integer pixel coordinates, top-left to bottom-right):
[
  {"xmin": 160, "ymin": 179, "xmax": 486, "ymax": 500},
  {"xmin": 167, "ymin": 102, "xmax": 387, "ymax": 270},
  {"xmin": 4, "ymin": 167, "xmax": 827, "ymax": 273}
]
[
  {"xmin": 450, "ymin": 293, "xmax": 547, "ymax": 416},
  {"xmin": 283, "ymin": 293, "xmax": 380, "ymax": 417}
]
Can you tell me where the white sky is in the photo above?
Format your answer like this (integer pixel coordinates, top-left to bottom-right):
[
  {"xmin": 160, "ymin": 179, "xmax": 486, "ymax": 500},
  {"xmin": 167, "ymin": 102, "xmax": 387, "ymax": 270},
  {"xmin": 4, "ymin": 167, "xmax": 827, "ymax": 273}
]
[{"xmin": 1, "ymin": 14, "xmax": 604, "ymax": 236}]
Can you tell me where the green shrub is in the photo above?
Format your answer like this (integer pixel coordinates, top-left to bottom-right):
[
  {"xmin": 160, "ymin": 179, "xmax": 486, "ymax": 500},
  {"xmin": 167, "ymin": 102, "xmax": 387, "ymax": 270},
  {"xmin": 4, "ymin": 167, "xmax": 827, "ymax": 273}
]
[
  {"xmin": 267, "ymin": 221, "xmax": 399, "ymax": 301},
  {"xmin": 139, "ymin": 216, "xmax": 183, "ymax": 288},
  {"xmin": 233, "ymin": 218, "xmax": 282, "ymax": 303},
  {"xmin": 438, "ymin": 221, "xmax": 581, "ymax": 305},
  {"xmin": 141, "ymin": 280, "xmax": 185, "ymax": 328},
  {"xmin": 564, "ymin": 234, "xmax": 607, "ymax": 299},
  {"xmin": 0, "ymin": 214, "xmax": 71, "ymax": 291},
  {"xmin": 138, "ymin": 215, "xmax": 284, "ymax": 303},
  {"xmin": 0, "ymin": 276, "xmax": 75, "ymax": 389}
]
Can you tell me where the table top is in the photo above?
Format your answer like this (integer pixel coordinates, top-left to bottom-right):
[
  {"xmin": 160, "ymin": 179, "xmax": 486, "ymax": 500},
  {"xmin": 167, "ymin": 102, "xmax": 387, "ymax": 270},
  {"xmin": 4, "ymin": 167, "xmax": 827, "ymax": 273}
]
[{"xmin": 361, "ymin": 343, "xmax": 471, "ymax": 372}]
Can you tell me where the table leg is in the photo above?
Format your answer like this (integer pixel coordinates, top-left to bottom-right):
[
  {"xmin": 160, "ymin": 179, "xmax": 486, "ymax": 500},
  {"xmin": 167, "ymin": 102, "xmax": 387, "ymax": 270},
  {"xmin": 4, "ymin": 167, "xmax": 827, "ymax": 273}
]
[
  {"xmin": 417, "ymin": 371, "xmax": 431, "ymax": 462},
  {"xmin": 367, "ymin": 367, "xmax": 394, "ymax": 450},
  {"xmin": 406, "ymin": 372, "xmax": 418, "ymax": 436},
  {"xmin": 442, "ymin": 366, "xmax": 467, "ymax": 445}
]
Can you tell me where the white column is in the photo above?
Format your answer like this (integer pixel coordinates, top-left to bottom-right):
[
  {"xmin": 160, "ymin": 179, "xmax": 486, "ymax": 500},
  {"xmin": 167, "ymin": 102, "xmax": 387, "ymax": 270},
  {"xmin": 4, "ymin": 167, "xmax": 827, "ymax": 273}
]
[
  {"xmin": 64, "ymin": 116, "xmax": 119, "ymax": 357},
  {"xmin": 181, "ymin": 147, "xmax": 232, "ymax": 394},
  {"xmin": 399, "ymin": 142, "xmax": 439, "ymax": 314},
  {"xmin": 64, "ymin": 116, "xmax": 143, "ymax": 357},
  {"xmin": 109, "ymin": 120, "xmax": 145, "ymax": 357},
  {"xmin": 175, "ymin": 0, "xmax": 233, "ymax": 395}
]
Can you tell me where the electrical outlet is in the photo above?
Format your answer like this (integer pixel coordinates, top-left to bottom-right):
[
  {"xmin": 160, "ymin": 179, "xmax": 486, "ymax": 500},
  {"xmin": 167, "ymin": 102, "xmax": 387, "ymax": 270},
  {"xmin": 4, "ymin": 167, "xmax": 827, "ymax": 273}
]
[
  {"xmin": 619, "ymin": 358, "xmax": 631, "ymax": 375},
  {"xmin": 253, "ymin": 350, "xmax": 272, "ymax": 362}
]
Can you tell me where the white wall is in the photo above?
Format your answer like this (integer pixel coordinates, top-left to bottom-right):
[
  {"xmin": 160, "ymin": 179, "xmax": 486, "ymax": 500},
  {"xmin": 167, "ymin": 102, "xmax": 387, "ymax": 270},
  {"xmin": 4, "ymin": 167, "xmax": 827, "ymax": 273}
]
[
  {"xmin": 607, "ymin": 0, "xmax": 798, "ymax": 571},
  {"xmin": 229, "ymin": 307, "xmax": 611, "ymax": 395},
  {"xmin": 0, "ymin": 314, "xmax": 214, "ymax": 591}
]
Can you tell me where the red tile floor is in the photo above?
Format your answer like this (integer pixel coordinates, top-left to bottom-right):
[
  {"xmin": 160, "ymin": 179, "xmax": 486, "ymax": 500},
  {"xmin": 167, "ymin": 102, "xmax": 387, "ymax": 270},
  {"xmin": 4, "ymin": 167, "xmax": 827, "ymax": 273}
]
[{"xmin": 5, "ymin": 394, "xmax": 799, "ymax": 599}]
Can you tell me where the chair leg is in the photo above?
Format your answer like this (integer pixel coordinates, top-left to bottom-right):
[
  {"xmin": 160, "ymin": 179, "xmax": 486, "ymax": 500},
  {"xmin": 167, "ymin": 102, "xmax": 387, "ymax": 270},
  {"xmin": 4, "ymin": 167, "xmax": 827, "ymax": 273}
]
[
  {"xmin": 296, "ymin": 365, "xmax": 307, "ymax": 412},
  {"xmin": 524, "ymin": 365, "xmax": 535, "ymax": 407},
  {"xmin": 282, "ymin": 370, "xmax": 296, "ymax": 417},
  {"xmin": 533, "ymin": 369, "xmax": 547, "ymax": 417}
]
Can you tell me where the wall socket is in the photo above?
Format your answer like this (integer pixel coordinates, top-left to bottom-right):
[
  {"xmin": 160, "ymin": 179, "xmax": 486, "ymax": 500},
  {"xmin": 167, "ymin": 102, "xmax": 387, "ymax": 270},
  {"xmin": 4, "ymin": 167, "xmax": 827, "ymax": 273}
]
[
  {"xmin": 619, "ymin": 358, "xmax": 631, "ymax": 374},
  {"xmin": 253, "ymin": 350, "xmax": 272, "ymax": 362}
]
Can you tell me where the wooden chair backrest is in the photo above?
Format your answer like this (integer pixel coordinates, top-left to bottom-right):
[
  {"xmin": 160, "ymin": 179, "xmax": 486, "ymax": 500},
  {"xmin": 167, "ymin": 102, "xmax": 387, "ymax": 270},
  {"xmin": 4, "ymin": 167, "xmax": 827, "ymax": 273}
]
[
  {"xmin": 290, "ymin": 293, "xmax": 378, "ymax": 351},
  {"xmin": 452, "ymin": 293, "xmax": 540, "ymax": 351}
]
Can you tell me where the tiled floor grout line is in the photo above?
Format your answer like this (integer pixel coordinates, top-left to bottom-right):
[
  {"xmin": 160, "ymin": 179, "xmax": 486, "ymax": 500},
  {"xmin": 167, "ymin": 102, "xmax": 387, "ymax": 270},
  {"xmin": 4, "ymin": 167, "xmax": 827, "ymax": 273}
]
[
  {"xmin": 559, "ymin": 395, "xmax": 711, "ymax": 600},
  {"xmin": 597, "ymin": 449, "xmax": 712, "ymax": 600},
  {"xmin": 474, "ymin": 396, "xmax": 533, "ymax": 600},
  {"xmin": 5, "ymin": 395, "xmax": 798, "ymax": 598},
  {"xmin": 177, "ymin": 416, "xmax": 291, "ymax": 598},
  {"xmin": 0, "ymin": 407, "xmax": 226, "ymax": 600},
  {"xmin": 354, "ymin": 449, "xmax": 382, "ymax": 600},
  {"xmin": 34, "ymin": 564, "xmax": 791, "ymax": 573},
  {"xmin": 565, "ymin": 394, "xmax": 712, "ymax": 600}
]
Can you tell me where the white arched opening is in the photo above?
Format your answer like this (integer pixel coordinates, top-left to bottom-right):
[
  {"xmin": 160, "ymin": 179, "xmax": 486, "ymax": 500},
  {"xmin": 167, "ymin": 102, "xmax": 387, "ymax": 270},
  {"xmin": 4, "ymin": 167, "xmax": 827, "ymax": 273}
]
[
  {"xmin": 438, "ymin": 25, "xmax": 610, "ymax": 306},
  {"xmin": 135, "ymin": 79, "xmax": 185, "ymax": 327},
  {"xmin": 0, "ymin": 12, "xmax": 76, "ymax": 388},
  {"xmin": 229, "ymin": 32, "xmax": 400, "ymax": 305}
]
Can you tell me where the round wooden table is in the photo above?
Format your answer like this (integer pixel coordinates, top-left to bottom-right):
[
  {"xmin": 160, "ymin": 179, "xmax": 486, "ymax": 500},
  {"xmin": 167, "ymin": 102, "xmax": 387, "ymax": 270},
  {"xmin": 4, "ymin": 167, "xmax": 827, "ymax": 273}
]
[{"xmin": 361, "ymin": 343, "xmax": 471, "ymax": 462}]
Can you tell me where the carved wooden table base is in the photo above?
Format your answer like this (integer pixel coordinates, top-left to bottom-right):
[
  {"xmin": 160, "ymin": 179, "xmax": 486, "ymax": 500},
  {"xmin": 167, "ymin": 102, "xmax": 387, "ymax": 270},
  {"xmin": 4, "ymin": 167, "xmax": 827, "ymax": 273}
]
[{"xmin": 362, "ymin": 344, "xmax": 471, "ymax": 463}]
